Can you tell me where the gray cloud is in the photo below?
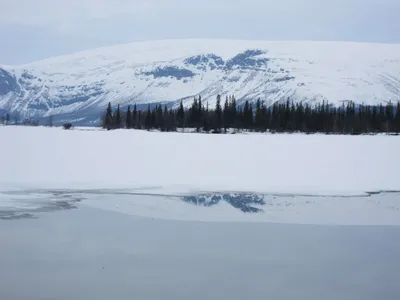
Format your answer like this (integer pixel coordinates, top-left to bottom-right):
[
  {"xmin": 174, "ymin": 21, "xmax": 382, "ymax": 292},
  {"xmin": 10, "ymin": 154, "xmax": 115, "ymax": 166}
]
[{"xmin": 1, "ymin": 0, "xmax": 399, "ymax": 64}]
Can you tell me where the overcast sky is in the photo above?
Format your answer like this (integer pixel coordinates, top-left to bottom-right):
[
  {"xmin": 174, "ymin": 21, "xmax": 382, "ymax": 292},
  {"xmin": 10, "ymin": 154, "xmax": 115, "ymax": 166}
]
[{"xmin": 1, "ymin": 0, "xmax": 400, "ymax": 64}]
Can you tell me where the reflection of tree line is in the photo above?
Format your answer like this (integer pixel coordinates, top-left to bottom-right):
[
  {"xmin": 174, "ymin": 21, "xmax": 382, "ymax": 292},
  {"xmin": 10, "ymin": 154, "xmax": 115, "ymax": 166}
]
[{"xmin": 182, "ymin": 193, "xmax": 266, "ymax": 213}]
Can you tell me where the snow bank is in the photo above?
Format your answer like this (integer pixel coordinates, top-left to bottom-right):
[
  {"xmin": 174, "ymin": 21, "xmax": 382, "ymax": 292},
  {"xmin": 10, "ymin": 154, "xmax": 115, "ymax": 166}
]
[{"xmin": 1, "ymin": 126, "xmax": 399, "ymax": 195}]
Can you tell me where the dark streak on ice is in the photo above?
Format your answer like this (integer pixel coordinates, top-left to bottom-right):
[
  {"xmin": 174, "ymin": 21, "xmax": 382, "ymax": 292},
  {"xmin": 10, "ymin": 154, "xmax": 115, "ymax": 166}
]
[
  {"xmin": 0, "ymin": 212, "xmax": 37, "ymax": 220},
  {"xmin": 0, "ymin": 191, "xmax": 83, "ymax": 220}
]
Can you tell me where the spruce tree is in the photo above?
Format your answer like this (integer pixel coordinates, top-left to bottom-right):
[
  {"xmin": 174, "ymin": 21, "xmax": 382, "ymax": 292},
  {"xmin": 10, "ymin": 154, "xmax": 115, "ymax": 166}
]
[
  {"xmin": 145, "ymin": 104, "xmax": 152, "ymax": 129},
  {"xmin": 115, "ymin": 104, "xmax": 122, "ymax": 129},
  {"xmin": 248, "ymin": 104, "xmax": 254, "ymax": 130},
  {"xmin": 155, "ymin": 104, "xmax": 164, "ymax": 130},
  {"xmin": 243, "ymin": 100, "xmax": 253, "ymax": 130},
  {"xmin": 230, "ymin": 96, "xmax": 238, "ymax": 129},
  {"xmin": 169, "ymin": 108, "xmax": 176, "ymax": 131},
  {"xmin": 177, "ymin": 101, "xmax": 185, "ymax": 129},
  {"xmin": 151, "ymin": 107, "xmax": 156, "ymax": 128},
  {"xmin": 202, "ymin": 102, "xmax": 210, "ymax": 132},
  {"xmin": 103, "ymin": 102, "xmax": 113, "ymax": 130},
  {"xmin": 163, "ymin": 105, "xmax": 170, "ymax": 131},
  {"xmin": 132, "ymin": 104, "xmax": 138, "ymax": 129},
  {"xmin": 261, "ymin": 101, "xmax": 268, "ymax": 132},
  {"xmin": 98, "ymin": 94, "xmax": 400, "ymax": 135},
  {"xmin": 198, "ymin": 96, "xmax": 203, "ymax": 132},
  {"xmin": 395, "ymin": 102, "xmax": 400, "ymax": 133},
  {"xmin": 223, "ymin": 98, "xmax": 229, "ymax": 132},
  {"xmin": 255, "ymin": 98, "xmax": 262, "ymax": 131},
  {"xmin": 137, "ymin": 110, "xmax": 142, "ymax": 129},
  {"xmin": 126, "ymin": 105, "xmax": 132, "ymax": 129},
  {"xmin": 215, "ymin": 94, "xmax": 222, "ymax": 132}
]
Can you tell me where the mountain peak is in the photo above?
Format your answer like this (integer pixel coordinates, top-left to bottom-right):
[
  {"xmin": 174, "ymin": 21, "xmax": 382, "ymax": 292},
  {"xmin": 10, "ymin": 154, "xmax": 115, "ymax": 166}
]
[{"xmin": 1, "ymin": 39, "xmax": 400, "ymax": 125}]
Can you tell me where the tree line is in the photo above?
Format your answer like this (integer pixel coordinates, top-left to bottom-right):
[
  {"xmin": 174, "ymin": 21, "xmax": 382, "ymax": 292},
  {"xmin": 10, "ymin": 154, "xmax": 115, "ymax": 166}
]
[{"xmin": 102, "ymin": 95, "xmax": 400, "ymax": 134}]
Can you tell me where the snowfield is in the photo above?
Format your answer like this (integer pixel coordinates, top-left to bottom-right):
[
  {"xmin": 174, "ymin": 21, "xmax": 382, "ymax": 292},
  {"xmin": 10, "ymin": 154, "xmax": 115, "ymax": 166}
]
[{"xmin": 0, "ymin": 126, "xmax": 399, "ymax": 225}]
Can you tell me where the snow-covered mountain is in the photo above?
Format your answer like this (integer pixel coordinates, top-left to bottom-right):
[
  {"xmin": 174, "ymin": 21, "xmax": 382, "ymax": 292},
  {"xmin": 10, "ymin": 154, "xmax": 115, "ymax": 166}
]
[{"xmin": 1, "ymin": 39, "xmax": 400, "ymax": 125}]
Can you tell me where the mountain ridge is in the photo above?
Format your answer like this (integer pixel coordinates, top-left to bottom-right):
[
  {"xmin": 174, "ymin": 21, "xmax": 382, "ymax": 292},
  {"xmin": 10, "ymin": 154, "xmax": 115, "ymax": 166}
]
[{"xmin": 1, "ymin": 39, "xmax": 400, "ymax": 125}]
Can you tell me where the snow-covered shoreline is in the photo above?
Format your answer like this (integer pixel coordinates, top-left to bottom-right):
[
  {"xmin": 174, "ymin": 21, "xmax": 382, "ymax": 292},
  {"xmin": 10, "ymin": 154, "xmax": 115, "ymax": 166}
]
[
  {"xmin": 1, "ymin": 126, "xmax": 399, "ymax": 225},
  {"xmin": 1, "ymin": 126, "xmax": 399, "ymax": 194}
]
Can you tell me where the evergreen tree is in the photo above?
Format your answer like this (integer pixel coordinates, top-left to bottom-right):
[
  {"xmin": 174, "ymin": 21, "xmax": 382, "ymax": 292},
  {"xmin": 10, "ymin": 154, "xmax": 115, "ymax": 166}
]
[
  {"xmin": 215, "ymin": 94, "xmax": 222, "ymax": 132},
  {"xmin": 230, "ymin": 96, "xmax": 238, "ymax": 129},
  {"xmin": 223, "ymin": 98, "xmax": 229, "ymax": 132},
  {"xmin": 177, "ymin": 101, "xmax": 185, "ymax": 128},
  {"xmin": 145, "ymin": 104, "xmax": 152, "ymax": 129},
  {"xmin": 395, "ymin": 102, "xmax": 400, "ymax": 133},
  {"xmin": 114, "ymin": 104, "xmax": 122, "ymax": 129},
  {"xmin": 243, "ymin": 100, "xmax": 253, "ymax": 130},
  {"xmin": 132, "ymin": 104, "xmax": 138, "ymax": 129},
  {"xmin": 103, "ymin": 102, "xmax": 113, "ymax": 130},
  {"xmin": 138, "ymin": 110, "xmax": 142, "ymax": 129},
  {"xmin": 248, "ymin": 104, "xmax": 254, "ymax": 130},
  {"xmin": 155, "ymin": 104, "xmax": 164, "ymax": 130},
  {"xmin": 151, "ymin": 107, "xmax": 156, "ymax": 128},
  {"xmin": 102, "ymin": 98, "xmax": 399, "ymax": 135},
  {"xmin": 126, "ymin": 105, "xmax": 132, "ymax": 129},
  {"xmin": 169, "ymin": 108, "xmax": 176, "ymax": 131},
  {"xmin": 162, "ymin": 105, "xmax": 171, "ymax": 131},
  {"xmin": 188, "ymin": 97, "xmax": 197, "ymax": 127},
  {"xmin": 198, "ymin": 96, "xmax": 203, "ymax": 132},
  {"xmin": 202, "ymin": 102, "xmax": 210, "ymax": 132},
  {"xmin": 260, "ymin": 101, "xmax": 268, "ymax": 132},
  {"xmin": 255, "ymin": 98, "xmax": 262, "ymax": 131}
]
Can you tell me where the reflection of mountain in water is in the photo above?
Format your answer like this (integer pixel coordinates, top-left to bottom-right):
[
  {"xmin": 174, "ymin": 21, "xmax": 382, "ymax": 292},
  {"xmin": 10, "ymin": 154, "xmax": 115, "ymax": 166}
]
[{"xmin": 182, "ymin": 193, "xmax": 265, "ymax": 213}]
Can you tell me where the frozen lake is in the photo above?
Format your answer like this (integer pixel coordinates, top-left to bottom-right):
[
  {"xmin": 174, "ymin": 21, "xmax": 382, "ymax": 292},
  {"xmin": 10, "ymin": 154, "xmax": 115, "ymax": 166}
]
[
  {"xmin": 1, "ymin": 127, "xmax": 400, "ymax": 299},
  {"xmin": 1, "ymin": 204, "xmax": 400, "ymax": 300}
]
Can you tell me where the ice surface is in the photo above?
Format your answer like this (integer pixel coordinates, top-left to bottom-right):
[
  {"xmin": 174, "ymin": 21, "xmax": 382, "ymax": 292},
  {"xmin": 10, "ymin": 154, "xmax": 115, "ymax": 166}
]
[
  {"xmin": 2, "ymin": 207, "xmax": 400, "ymax": 300},
  {"xmin": 0, "ymin": 126, "xmax": 399, "ymax": 225}
]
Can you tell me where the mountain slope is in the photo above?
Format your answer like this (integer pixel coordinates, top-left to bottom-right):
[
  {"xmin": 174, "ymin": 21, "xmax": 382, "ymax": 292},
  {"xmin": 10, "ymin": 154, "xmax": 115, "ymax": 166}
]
[{"xmin": 1, "ymin": 39, "xmax": 400, "ymax": 125}]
